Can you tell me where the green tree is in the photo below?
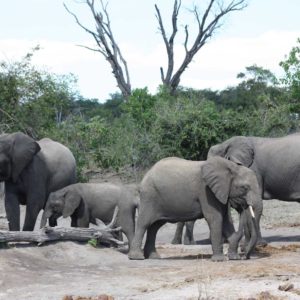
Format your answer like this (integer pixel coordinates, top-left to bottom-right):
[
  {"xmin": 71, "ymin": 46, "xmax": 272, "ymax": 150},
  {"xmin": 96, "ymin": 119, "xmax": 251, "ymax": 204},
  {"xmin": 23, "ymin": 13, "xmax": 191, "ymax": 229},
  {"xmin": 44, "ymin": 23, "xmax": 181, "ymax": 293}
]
[
  {"xmin": 280, "ymin": 38, "xmax": 300, "ymax": 112},
  {"xmin": 216, "ymin": 65, "xmax": 285, "ymax": 111},
  {"xmin": 0, "ymin": 47, "xmax": 79, "ymax": 136}
]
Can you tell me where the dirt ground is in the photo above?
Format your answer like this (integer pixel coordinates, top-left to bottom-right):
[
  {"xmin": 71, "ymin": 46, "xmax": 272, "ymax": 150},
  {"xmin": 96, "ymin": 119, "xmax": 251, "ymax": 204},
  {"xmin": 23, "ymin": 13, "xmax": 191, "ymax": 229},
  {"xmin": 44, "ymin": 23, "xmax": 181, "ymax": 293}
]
[{"xmin": 0, "ymin": 179, "xmax": 299, "ymax": 300}]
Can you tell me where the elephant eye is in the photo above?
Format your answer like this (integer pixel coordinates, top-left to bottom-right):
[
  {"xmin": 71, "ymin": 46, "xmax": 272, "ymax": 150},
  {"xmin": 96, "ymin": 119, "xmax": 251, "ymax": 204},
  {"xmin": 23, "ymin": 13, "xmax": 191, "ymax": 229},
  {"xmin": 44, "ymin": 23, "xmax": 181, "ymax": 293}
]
[{"xmin": 242, "ymin": 185, "xmax": 250, "ymax": 193}]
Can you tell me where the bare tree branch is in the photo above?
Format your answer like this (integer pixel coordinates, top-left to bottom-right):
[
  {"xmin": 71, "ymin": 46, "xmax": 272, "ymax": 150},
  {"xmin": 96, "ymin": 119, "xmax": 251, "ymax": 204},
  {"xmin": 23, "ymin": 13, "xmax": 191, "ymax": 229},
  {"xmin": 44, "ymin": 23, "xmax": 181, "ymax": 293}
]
[
  {"xmin": 156, "ymin": 0, "xmax": 247, "ymax": 94},
  {"xmin": 155, "ymin": 0, "xmax": 181, "ymax": 84},
  {"xmin": 64, "ymin": 0, "xmax": 131, "ymax": 100}
]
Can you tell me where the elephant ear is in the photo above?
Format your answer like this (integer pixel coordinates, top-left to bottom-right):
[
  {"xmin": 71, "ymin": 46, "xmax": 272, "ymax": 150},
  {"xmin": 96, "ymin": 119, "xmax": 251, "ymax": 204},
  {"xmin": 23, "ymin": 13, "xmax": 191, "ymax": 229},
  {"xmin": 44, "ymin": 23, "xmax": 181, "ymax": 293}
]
[
  {"xmin": 62, "ymin": 190, "xmax": 82, "ymax": 218},
  {"xmin": 226, "ymin": 137, "xmax": 254, "ymax": 167},
  {"xmin": 11, "ymin": 132, "xmax": 41, "ymax": 183},
  {"xmin": 201, "ymin": 157, "xmax": 233, "ymax": 205}
]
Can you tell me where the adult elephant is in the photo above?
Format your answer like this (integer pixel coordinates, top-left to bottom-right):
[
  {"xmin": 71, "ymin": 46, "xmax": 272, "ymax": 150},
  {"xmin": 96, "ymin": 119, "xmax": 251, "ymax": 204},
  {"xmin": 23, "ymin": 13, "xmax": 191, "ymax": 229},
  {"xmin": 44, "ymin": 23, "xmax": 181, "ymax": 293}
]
[
  {"xmin": 0, "ymin": 132, "xmax": 76, "ymax": 231},
  {"xmin": 128, "ymin": 156, "xmax": 260, "ymax": 261},
  {"xmin": 207, "ymin": 133, "xmax": 300, "ymax": 244}
]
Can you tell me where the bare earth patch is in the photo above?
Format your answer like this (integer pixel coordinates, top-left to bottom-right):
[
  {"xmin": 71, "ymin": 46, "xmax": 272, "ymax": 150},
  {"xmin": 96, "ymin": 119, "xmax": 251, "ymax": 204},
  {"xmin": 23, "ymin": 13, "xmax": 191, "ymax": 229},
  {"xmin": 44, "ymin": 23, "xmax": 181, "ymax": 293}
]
[{"xmin": 0, "ymin": 190, "xmax": 299, "ymax": 299}]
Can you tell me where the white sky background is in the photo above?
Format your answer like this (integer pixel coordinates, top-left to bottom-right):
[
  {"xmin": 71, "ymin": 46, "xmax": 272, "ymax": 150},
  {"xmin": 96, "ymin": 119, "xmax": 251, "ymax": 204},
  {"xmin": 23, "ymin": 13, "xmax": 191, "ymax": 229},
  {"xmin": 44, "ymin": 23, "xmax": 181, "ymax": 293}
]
[{"xmin": 0, "ymin": 0, "xmax": 300, "ymax": 102}]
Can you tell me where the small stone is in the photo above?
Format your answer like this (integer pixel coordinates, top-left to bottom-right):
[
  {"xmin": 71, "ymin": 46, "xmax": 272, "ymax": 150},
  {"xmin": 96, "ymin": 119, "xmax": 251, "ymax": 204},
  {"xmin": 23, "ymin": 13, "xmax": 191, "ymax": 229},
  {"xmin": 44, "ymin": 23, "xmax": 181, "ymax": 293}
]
[{"xmin": 278, "ymin": 282, "xmax": 294, "ymax": 291}]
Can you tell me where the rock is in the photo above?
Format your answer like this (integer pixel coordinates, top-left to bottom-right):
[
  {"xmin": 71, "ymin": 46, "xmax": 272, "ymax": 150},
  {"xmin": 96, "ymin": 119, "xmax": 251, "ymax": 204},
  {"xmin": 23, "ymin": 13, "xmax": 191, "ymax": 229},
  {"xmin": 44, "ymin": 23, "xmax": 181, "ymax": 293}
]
[{"xmin": 278, "ymin": 282, "xmax": 294, "ymax": 291}]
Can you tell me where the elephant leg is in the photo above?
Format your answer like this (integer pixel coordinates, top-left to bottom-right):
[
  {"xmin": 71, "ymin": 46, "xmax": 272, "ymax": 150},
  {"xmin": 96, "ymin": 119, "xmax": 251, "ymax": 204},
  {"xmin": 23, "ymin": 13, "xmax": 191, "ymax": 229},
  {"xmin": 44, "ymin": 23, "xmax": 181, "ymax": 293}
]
[
  {"xmin": 171, "ymin": 222, "xmax": 184, "ymax": 244},
  {"xmin": 184, "ymin": 220, "xmax": 196, "ymax": 245},
  {"xmin": 76, "ymin": 218, "xmax": 89, "ymax": 228},
  {"xmin": 23, "ymin": 189, "xmax": 46, "ymax": 231},
  {"xmin": 71, "ymin": 215, "xmax": 78, "ymax": 227},
  {"xmin": 241, "ymin": 215, "xmax": 251, "ymax": 253},
  {"xmin": 223, "ymin": 206, "xmax": 235, "ymax": 242},
  {"xmin": 128, "ymin": 207, "xmax": 154, "ymax": 260},
  {"xmin": 23, "ymin": 203, "xmax": 42, "ymax": 231},
  {"xmin": 117, "ymin": 207, "xmax": 135, "ymax": 249},
  {"xmin": 255, "ymin": 203, "xmax": 267, "ymax": 247},
  {"xmin": 254, "ymin": 180, "xmax": 267, "ymax": 247},
  {"xmin": 5, "ymin": 191, "xmax": 20, "ymax": 231},
  {"xmin": 49, "ymin": 215, "xmax": 57, "ymax": 227},
  {"xmin": 144, "ymin": 220, "xmax": 166, "ymax": 259},
  {"xmin": 206, "ymin": 214, "xmax": 225, "ymax": 261}
]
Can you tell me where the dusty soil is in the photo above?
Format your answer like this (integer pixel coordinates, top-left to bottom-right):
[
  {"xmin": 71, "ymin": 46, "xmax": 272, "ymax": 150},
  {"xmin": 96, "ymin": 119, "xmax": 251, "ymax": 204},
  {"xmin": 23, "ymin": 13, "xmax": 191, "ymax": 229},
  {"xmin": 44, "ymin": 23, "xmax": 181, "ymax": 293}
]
[{"xmin": 0, "ymin": 179, "xmax": 299, "ymax": 300}]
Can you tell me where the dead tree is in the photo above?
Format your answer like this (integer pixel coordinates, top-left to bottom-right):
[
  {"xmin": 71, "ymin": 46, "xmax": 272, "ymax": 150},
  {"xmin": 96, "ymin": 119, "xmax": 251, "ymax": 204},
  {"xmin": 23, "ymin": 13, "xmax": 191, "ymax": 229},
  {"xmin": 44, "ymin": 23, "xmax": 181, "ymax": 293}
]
[
  {"xmin": 0, "ymin": 207, "xmax": 124, "ymax": 246},
  {"xmin": 155, "ymin": 0, "xmax": 247, "ymax": 94},
  {"xmin": 64, "ymin": 0, "xmax": 131, "ymax": 100},
  {"xmin": 0, "ymin": 226, "xmax": 124, "ymax": 246}
]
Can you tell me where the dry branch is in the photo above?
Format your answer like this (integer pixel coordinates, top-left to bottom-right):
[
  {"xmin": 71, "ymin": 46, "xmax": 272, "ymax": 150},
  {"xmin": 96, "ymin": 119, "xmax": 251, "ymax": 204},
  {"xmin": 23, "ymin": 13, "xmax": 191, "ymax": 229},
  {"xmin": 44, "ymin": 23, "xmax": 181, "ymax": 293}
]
[
  {"xmin": 64, "ymin": 0, "xmax": 131, "ymax": 100},
  {"xmin": 156, "ymin": 0, "xmax": 247, "ymax": 94},
  {"xmin": 0, "ymin": 226, "xmax": 124, "ymax": 246}
]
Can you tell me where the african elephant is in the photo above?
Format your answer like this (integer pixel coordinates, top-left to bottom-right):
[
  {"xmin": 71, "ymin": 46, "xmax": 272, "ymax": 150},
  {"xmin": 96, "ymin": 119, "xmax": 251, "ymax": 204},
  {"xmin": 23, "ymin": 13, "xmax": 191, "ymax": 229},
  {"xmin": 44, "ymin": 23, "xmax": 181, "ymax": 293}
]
[
  {"xmin": 41, "ymin": 183, "xmax": 139, "ymax": 246},
  {"xmin": 172, "ymin": 221, "xmax": 196, "ymax": 245},
  {"xmin": 0, "ymin": 132, "xmax": 76, "ymax": 231},
  {"xmin": 128, "ymin": 156, "xmax": 260, "ymax": 261},
  {"xmin": 208, "ymin": 133, "xmax": 300, "ymax": 244}
]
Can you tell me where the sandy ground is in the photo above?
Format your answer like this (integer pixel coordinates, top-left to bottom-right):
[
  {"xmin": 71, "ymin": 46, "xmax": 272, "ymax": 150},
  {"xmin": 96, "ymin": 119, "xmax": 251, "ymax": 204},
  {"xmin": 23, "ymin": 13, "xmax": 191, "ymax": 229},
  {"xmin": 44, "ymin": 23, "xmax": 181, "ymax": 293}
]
[{"xmin": 0, "ymin": 181, "xmax": 299, "ymax": 300}]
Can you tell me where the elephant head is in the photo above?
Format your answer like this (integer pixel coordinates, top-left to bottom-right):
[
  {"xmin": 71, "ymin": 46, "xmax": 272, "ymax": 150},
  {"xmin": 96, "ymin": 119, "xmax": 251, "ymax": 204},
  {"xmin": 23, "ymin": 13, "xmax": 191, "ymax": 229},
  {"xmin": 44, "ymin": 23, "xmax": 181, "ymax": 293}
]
[
  {"xmin": 0, "ymin": 132, "xmax": 41, "ymax": 182},
  {"xmin": 40, "ymin": 186, "xmax": 82, "ymax": 228},
  {"xmin": 201, "ymin": 156, "xmax": 259, "ymax": 257},
  {"xmin": 208, "ymin": 136, "xmax": 254, "ymax": 167}
]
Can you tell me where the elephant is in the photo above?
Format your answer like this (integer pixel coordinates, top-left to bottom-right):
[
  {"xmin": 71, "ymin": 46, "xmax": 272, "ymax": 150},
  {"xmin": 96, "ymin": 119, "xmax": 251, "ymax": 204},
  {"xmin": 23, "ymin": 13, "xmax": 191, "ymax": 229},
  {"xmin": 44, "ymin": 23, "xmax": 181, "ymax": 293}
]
[
  {"xmin": 0, "ymin": 132, "xmax": 76, "ymax": 231},
  {"xmin": 40, "ymin": 182, "xmax": 139, "ymax": 246},
  {"xmin": 128, "ymin": 156, "xmax": 260, "ymax": 261},
  {"xmin": 207, "ymin": 133, "xmax": 300, "ymax": 245},
  {"xmin": 172, "ymin": 220, "xmax": 196, "ymax": 245}
]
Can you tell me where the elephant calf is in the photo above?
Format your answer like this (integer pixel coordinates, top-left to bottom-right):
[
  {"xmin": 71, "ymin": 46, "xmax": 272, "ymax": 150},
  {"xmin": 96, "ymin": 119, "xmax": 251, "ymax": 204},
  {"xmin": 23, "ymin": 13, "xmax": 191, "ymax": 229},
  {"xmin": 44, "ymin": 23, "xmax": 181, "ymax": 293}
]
[
  {"xmin": 128, "ymin": 156, "xmax": 261, "ymax": 261},
  {"xmin": 41, "ymin": 183, "xmax": 139, "ymax": 246}
]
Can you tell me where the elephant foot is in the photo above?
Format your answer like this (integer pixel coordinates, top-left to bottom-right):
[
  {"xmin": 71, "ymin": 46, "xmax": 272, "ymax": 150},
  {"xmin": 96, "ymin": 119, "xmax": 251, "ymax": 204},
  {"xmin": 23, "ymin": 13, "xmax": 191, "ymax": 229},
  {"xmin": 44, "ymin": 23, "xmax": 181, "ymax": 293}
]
[
  {"xmin": 171, "ymin": 238, "xmax": 182, "ymax": 245},
  {"xmin": 228, "ymin": 252, "xmax": 241, "ymax": 260},
  {"xmin": 145, "ymin": 251, "xmax": 161, "ymax": 259},
  {"xmin": 211, "ymin": 254, "xmax": 227, "ymax": 262},
  {"xmin": 256, "ymin": 238, "xmax": 268, "ymax": 248},
  {"xmin": 183, "ymin": 238, "xmax": 196, "ymax": 245},
  {"xmin": 128, "ymin": 249, "xmax": 145, "ymax": 260}
]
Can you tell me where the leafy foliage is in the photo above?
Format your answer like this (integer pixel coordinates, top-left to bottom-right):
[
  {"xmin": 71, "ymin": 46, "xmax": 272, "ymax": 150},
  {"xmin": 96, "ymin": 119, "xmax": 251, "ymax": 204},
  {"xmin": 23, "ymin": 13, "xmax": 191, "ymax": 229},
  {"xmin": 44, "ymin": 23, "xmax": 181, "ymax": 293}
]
[
  {"xmin": 1, "ymin": 45, "xmax": 300, "ymax": 180},
  {"xmin": 280, "ymin": 38, "xmax": 300, "ymax": 112}
]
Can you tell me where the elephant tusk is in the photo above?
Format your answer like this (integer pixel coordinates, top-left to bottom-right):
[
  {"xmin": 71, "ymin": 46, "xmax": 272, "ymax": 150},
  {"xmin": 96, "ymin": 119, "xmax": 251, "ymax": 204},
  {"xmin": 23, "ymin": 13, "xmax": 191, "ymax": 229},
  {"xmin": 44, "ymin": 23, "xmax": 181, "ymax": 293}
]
[
  {"xmin": 249, "ymin": 205, "xmax": 255, "ymax": 218},
  {"xmin": 106, "ymin": 206, "xmax": 119, "ymax": 229}
]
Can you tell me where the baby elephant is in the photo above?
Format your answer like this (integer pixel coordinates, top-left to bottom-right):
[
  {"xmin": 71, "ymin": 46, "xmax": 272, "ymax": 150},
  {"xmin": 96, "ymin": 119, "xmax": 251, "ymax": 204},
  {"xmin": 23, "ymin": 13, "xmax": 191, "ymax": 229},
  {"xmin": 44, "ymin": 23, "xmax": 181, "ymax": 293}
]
[{"xmin": 41, "ymin": 183, "xmax": 139, "ymax": 246}]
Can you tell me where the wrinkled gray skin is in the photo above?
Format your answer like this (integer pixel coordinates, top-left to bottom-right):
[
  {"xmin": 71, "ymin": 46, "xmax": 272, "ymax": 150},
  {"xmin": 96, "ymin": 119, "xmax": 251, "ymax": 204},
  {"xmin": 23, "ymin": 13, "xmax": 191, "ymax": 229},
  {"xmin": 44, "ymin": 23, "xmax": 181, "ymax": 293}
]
[
  {"xmin": 0, "ymin": 132, "xmax": 76, "ymax": 231},
  {"xmin": 41, "ymin": 183, "xmax": 139, "ymax": 246},
  {"xmin": 208, "ymin": 133, "xmax": 300, "ymax": 245},
  {"xmin": 128, "ymin": 156, "xmax": 260, "ymax": 261}
]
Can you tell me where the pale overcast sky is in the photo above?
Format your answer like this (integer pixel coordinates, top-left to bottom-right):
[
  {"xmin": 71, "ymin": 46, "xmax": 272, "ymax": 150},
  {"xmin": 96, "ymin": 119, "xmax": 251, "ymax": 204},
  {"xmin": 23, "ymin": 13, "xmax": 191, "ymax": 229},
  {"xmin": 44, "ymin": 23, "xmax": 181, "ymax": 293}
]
[{"xmin": 1, "ymin": 0, "xmax": 300, "ymax": 101}]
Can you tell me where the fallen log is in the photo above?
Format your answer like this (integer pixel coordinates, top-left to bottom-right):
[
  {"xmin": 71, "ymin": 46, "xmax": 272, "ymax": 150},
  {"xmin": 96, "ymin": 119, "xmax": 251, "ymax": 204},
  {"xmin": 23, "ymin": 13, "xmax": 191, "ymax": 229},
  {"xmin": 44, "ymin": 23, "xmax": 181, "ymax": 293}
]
[
  {"xmin": 0, "ymin": 206, "xmax": 125, "ymax": 246},
  {"xmin": 0, "ymin": 226, "xmax": 125, "ymax": 246}
]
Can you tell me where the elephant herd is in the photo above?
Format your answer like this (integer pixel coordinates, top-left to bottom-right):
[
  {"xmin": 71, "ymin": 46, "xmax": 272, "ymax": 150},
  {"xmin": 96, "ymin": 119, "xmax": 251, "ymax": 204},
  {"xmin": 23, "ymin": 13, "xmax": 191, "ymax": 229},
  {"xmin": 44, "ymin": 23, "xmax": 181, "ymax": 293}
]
[{"xmin": 0, "ymin": 131, "xmax": 300, "ymax": 262}]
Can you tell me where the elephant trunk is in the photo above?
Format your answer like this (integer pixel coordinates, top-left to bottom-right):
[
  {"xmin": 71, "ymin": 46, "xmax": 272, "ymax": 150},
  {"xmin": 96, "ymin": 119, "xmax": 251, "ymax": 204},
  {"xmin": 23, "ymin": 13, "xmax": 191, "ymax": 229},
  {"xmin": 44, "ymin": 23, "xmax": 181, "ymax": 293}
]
[
  {"xmin": 40, "ymin": 209, "xmax": 52, "ymax": 228},
  {"xmin": 244, "ymin": 205, "xmax": 258, "ymax": 259}
]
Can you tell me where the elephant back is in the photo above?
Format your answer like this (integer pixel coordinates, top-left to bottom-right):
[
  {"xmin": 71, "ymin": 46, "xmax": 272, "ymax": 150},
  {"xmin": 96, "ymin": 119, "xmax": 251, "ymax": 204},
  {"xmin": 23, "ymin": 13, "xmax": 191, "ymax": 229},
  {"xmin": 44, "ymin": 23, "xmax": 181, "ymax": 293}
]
[{"xmin": 38, "ymin": 138, "xmax": 76, "ymax": 194}]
